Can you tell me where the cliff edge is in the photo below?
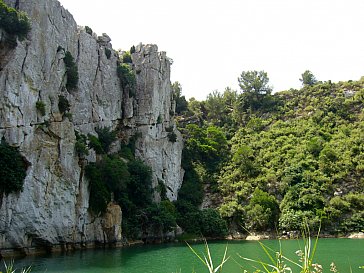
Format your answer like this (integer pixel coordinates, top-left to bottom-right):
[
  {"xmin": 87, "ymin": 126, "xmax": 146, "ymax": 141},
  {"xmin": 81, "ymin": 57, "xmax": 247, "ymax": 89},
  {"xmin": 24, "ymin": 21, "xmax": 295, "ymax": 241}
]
[{"xmin": 0, "ymin": 0, "xmax": 183, "ymax": 254}]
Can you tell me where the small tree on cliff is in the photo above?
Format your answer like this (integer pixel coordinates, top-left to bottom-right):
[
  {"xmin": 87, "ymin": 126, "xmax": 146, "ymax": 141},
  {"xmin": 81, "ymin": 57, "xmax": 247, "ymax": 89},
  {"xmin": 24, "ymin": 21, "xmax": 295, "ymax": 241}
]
[
  {"xmin": 300, "ymin": 70, "xmax": 317, "ymax": 86},
  {"xmin": 237, "ymin": 70, "xmax": 272, "ymax": 112}
]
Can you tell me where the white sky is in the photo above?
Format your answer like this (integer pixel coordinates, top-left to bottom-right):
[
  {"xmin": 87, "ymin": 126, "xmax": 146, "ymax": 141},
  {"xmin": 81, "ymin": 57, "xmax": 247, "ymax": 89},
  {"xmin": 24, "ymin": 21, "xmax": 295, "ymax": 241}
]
[{"xmin": 58, "ymin": 0, "xmax": 364, "ymax": 100}]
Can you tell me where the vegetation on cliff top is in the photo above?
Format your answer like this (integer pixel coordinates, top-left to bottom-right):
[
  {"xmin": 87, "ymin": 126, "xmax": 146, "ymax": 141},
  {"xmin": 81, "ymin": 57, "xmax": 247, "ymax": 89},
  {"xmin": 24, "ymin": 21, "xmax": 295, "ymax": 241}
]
[
  {"xmin": 175, "ymin": 71, "xmax": 364, "ymax": 235},
  {"xmin": 83, "ymin": 128, "xmax": 177, "ymax": 239}
]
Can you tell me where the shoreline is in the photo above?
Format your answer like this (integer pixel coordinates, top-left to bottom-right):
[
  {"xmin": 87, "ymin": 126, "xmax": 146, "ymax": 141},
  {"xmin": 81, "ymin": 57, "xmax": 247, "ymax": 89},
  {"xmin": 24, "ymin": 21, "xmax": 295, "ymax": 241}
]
[{"xmin": 1, "ymin": 232, "xmax": 363, "ymax": 258}]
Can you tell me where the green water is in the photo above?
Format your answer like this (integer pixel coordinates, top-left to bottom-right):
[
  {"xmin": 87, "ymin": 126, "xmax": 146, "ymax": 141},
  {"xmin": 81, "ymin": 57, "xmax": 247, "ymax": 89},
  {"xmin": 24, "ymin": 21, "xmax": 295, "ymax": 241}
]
[{"xmin": 5, "ymin": 239, "xmax": 364, "ymax": 273}]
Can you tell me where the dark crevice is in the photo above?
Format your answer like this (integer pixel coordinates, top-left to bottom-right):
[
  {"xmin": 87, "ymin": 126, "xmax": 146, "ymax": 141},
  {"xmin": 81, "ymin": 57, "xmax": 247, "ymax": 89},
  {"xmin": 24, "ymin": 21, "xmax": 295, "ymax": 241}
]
[
  {"xmin": 93, "ymin": 48, "xmax": 101, "ymax": 85},
  {"xmin": 47, "ymin": 14, "xmax": 60, "ymax": 33},
  {"xmin": 21, "ymin": 42, "xmax": 30, "ymax": 73},
  {"xmin": 77, "ymin": 37, "xmax": 81, "ymax": 60}
]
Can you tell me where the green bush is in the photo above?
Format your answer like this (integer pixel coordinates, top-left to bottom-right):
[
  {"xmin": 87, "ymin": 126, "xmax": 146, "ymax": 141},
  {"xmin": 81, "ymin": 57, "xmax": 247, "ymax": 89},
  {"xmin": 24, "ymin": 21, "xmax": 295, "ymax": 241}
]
[
  {"xmin": 36, "ymin": 101, "xmax": 46, "ymax": 116},
  {"xmin": 167, "ymin": 131, "xmax": 177, "ymax": 142},
  {"xmin": 85, "ymin": 155, "xmax": 130, "ymax": 214},
  {"xmin": 87, "ymin": 134, "xmax": 103, "ymax": 154},
  {"xmin": 58, "ymin": 95, "xmax": 70, "ymax": 114},
  {"xmin": 122, "ymin": 51, "xmax": 132, "ymax": 63},
  {"xmin": 157, "ymin": 115, "xmax": 163, "ymax": 124},
  {"xmin": 95, "ymin": 127, "xmax": 117, "ymax": 153},
  {"xmin": 117, "ymin": 63, "xmax": 136, "ymax": 96},
  {"xmin": 105, "ymin": 48, "xmax": 111, "ymax": 59},
  {"xmin": 175, "ymin": 200, "xmax": 202, "ymax": 234},
  {"xmin": 74, "ymin": 131, "xmax": 89, "ymax": 158},
  {"xmin": 85, "ymin": 25, "xmax": 92, "ymax": 35},
  {"xmin": 244, "ymin": 188, "xmax": 279, "ymax": 231},
  {"xmin": 200, "ymin": 209, "xmax": 228, "ymax": 237},
  {"xmin": 0, "ymin": 138, "xmax": 28, "ymax": 194},
  {"xmin": 127, "ymin": 159, "xmax": 153, "ymax": 208},
  {"xmin": 85, "ymin": 162, "xmax": 110, "ymax": 214},
  {"xmin": 146, "ymin": 201, "xmax": 177, "ymax": 233},
  {"xmin": 63, "ymin": 51, "xmax": 79, "ymax": 90},
  {"xmin": 86, "ymin": 127, "xmax": 117, "ymax": 155},
  {"xmin": 119, "ymin": 145, "xmax": 134, "ymax": 161},
  {"xmin": 0, "ymin": 0, "xmax": 31, "ymax": 39}
]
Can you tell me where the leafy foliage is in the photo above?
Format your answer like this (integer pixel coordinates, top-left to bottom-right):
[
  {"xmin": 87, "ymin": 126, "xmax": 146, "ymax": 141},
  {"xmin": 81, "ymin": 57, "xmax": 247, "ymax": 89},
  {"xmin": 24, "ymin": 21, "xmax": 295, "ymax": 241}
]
[
  {"xmin": 167, "ymin": 131, "xmax": 177, "ymax": 142},
  {"xmin": 0, "ymin": 0, "xmax": 31, "ymax": 40},
  {"xmin": 238, "ymin": 70, "xmax": 272, "ymax": 95},
  {"xmin": 83, "ymin": 128, "xmax": 177, "ymax": 239},
  {"xmin": 63, "ymin": 51, "xmax": 79, "ymax": 90},
  {"xmin": 176, "ymin": 75, "xmax": 364, "ymax": 234},
  {"xmin": 218, "ymin": 78, "xmax": 364, "ymax": 233},
  {"xmin": 58, "ymin": 95, "xmax": 70, "ymax": 114},
  {"xmin": 0, "ymin": 138, "xmax": 28, "ymax": 194},
  {"xmin": 172, "ymin": 81, "xmax": 188, "ymax": 114},
  {"xmin": 95, "ymin": 127, "xmax": 117, "ymax": 153},
  {"xmin": 85, "ymin": 25, "xmax": 93, "ymax": 35},
  {"xmin": 300, "ymin": 70, "xmax": 317, "ymax": 86},
  {"xmin": 122, "ymin": 51, "xmax": 132, "ymax": 63},
  {"xmin": 117, "ymin": 63, "xmax": 136, "ymax": 97},
  {"xmin": 74, "ymin": 131, "xmax": 89, "ymax": 158},
  {"xmin": 36, "ymin": 101, "xmax": 46, "ymax": 116},
  {"xmin": 104, "ymin": 48, "xmax": 111, "ymax": 59}
]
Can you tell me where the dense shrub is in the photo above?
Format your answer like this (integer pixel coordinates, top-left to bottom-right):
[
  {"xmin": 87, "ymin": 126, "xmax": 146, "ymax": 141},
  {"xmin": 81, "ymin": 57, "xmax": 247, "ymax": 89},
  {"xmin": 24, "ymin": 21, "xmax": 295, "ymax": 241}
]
[
  {"xmin": 0, "ymin": 138, "xmax": 28, "ymax": 194},
  {"xmin": 0, "ymin": 0, "xmax": 31, "ymax": 39},
  {"xmin": 155, "ymin": 115, "xmax": 162, "ymax": 124},
  {"xmin": 74, "ymin": 131, "xmax": 89, "ymax": 158},
  {"xmin": 105, "ymin": 48, "xmax": 111, "ymax": 59},
  {"xmin": 87, "ymin": 134, "xmax": 103, "ymax": 154},
  {"xmin": 200, "ymin": 209, "xmax": 228, "ymax": 237},
  {"xmin": 146, "ymin": 201, "xmax": 177, "ymax": 233},
  {"xmin": 95, "ymin": 127, "xmax": 117, "ymax": 153},
  {"xmin": 167, "ymin": 131, "xmax": 177, "ymax": 142},
  {"xmin": 36, "ymin": 101, "xmax": 46, "ymax": 116},
  {"xmin": 85, "ymin": 26, "xmax": 93, "ymax": 35},
  {"xmin": 175, "ymin": 200, "xmax": 202, "ymax": 234},
  {"xmin": 58, "ymin": 95, "xmax": 70, "ymax": 114},
  {"xmin": 117, "ymin": 63, "xmax": 136, "ymax": 97},
  {"xmin": 122, "ymin": 51, "xmax": 132, "ymax": 63},
  {"xmin": 85, "ymin": 155, "xmax": 130, "ymax": 214},
  {"xmin": 63, "ymin": 51, "xmax": 79, "ymax": 90},
  {"xmin": 85, "ymin": 162, "xmax": 111, "ymax": 214},
  {"xmin": 244, "ymin": 188, "xmax": 279, "ymax": 231},
  {"xmin": 126, "ymin": 159, "xmax": 153, "ymax": 208}
]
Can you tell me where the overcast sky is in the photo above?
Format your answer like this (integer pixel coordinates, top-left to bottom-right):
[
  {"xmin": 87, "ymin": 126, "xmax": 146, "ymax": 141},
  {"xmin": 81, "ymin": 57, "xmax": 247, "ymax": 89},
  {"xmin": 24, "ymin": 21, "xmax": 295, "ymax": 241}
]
[{"xmin": 58, "ymin": 0, "xmax": 364, "ymax": 100}]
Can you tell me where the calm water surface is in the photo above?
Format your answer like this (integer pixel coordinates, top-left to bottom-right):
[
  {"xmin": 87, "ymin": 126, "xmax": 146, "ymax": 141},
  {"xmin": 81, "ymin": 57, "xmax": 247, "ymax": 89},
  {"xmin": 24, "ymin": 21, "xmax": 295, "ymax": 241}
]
[{"xmin": 4, "ymin": 239, "xmax": 364, "ymax": 273}]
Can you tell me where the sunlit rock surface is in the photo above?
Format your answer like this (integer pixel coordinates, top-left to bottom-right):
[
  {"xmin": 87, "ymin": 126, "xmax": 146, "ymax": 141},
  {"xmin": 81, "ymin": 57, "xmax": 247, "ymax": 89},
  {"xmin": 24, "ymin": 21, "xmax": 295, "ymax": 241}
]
[{"xmin": 0, "ymin": 0, "xmax": 183, "ymax": 253}]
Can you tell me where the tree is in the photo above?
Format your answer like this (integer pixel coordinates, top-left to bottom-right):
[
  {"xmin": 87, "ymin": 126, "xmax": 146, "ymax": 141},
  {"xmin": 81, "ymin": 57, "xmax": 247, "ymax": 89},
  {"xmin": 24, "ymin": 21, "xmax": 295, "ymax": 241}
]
[
  {"xmin": 300, "ymin": 70, "xmax": 317, "ymax": 86},
  {"xmin": 172, "ymin": 81, "xmax": 188, "ymax": 114},
  {"xmin": 237, "ymin": 71, "xmax": 272, "ymax": 112},
  {"xmin": 238, "ymin": 70, "xmax": 272, "ymax": 95},
  {"xmin": 0, "ymin": 138, "xmax": 28, "ymax": 194}
]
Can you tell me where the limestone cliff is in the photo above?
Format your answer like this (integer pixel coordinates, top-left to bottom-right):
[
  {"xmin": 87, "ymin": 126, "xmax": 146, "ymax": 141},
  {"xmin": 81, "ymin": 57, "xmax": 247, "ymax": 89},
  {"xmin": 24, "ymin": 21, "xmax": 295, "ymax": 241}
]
[{"xmin": 0, "ymin": 0, "xmax": 183, "ymax": 254}]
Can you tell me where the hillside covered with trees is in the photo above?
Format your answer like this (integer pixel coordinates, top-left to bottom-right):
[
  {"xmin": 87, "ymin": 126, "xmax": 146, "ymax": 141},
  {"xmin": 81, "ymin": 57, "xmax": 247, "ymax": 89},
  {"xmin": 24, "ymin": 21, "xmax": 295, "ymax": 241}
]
[{"xmin": 174, "ymin": 71, "xmax": 364, "ymax": 236}]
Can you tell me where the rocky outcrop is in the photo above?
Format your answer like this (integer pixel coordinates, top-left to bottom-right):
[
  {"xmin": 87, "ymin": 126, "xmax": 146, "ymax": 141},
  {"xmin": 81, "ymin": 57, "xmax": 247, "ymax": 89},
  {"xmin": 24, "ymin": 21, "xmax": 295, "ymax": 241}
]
[
  {"xmin": 102, "ymin": 203, "xmax": 122, "ymax": 243},
  {"xmin": 130, "ymin": 44, "xmax": 184, "ymax": 201},
  {"xmin": 0, "ymin": 0, "xmax": 183, "ymax": 254},
  {"xmin": 348, "ymin": 232, "xmax": 364, "ymax": 239}
]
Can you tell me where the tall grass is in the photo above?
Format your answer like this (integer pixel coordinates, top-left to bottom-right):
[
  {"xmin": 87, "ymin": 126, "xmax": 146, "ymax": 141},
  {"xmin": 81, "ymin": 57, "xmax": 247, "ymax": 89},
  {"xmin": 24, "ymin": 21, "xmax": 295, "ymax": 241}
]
[
  {"xmin": 186, "ymin": 223, "xmax": 364, "ymax": 273},
  {"xmin": 1, "ymin": 260, "xmax": 31, "ymax": 273},
  {"xmin": 187, "ymin": 240, "xmax": 229, "ymax": 273}
]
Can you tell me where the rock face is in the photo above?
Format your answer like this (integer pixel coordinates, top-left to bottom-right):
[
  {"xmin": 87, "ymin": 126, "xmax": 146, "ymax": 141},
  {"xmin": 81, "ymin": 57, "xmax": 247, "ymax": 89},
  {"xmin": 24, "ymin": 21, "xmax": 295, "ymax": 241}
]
[{"xmin": 0, "ymin": 0, "xmax": 183, "ymax": 253}]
